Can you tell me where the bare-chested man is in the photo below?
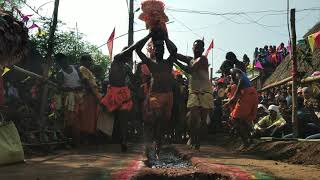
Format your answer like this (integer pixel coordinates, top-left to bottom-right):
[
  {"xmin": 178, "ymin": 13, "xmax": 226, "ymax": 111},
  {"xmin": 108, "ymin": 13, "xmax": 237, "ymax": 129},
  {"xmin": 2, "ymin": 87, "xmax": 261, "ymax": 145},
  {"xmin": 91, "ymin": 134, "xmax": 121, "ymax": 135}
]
[
  {"xmin": 135, "ymin": 29, "xmax": 177, "ymax": 158},
  {"xmin": 101, "ymin": 46, "xmax": 135, "ymax": 152},
  {"xmin": 174, "ymin": 40, "xmax": 213, "ymax": 150}
]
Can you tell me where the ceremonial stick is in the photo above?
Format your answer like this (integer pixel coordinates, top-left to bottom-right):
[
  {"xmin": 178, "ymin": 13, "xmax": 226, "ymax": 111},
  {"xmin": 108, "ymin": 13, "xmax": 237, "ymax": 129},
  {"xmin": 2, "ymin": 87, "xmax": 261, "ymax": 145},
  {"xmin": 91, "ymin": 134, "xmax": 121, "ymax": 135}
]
[{"xmin": 12, "ymin": 65, "xmax": 57, "ymax": 86}]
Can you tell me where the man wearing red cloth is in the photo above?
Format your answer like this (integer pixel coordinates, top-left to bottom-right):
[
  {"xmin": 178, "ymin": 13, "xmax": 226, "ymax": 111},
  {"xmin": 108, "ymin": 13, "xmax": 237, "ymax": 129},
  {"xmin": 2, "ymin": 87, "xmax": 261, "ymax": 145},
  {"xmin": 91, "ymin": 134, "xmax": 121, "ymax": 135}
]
[
  {"xmin": 223, "ymin": 68, "xmax": 258, "ymax": 146},
  {"xmin": 135, "ymin": 29, "xmax": 177, "ymax": 158},
  {"xmin": 101, "ymin": 46, "xmax": 135, "ymax": 152}
]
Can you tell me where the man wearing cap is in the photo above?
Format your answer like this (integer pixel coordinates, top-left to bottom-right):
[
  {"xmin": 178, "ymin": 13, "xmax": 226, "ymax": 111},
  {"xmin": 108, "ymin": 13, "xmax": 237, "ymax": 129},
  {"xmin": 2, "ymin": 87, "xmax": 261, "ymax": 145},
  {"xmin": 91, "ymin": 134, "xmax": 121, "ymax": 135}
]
[
  {"xmin": 302, "ymin": 87, "xmax": 317, "ymax": 109},
  {"xmin": 256, "ymin": 104, "xmax": 269, "ymax": 124},
  {"xmin": 253, "ymin": 105, "xmax": 286, "ymax": 137}
]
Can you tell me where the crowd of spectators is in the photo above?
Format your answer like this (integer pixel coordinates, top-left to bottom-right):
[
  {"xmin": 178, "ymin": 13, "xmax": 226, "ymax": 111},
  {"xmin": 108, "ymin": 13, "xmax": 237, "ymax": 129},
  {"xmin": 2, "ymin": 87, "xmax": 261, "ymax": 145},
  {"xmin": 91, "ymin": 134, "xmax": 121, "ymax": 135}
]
[
  {"xmin": 211, "ymin": 73, "xmax": 320, "ymax": 140},
  {"xmin": 253, "ymin": 43, "xmax": 289, "ymax": 76},
  {"xmin": 252, "ymin": 85, "xmax": 320, "ymax": 139}
]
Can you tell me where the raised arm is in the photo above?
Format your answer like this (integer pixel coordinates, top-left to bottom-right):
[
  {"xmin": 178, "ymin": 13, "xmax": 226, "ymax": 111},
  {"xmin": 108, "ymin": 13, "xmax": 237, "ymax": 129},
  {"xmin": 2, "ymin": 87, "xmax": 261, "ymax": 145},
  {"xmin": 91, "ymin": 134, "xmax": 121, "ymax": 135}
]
[
  {"xmin": 174, "ymin": 59, "xmax": 191, "ymax": 74},
  {"xmin": 223, "ymin": 71, "xmax": 242, "ymax": 108},
  {"xmin": 135, "ymin": 33, "xmax": 152, "ymax": 64},
  {"xmin": 113, "ymin": 43, "xmax": 137, "ymax": 62},
  {"xmin": 164, "ymin": 36, "xmax": 177, "ymax": 57},
  {"xmin": 231, "ymin": 72, "xmax": 242, "ymax": 99},
  {"xmin": 176, "ymin": 53, "xmax": 192, "ymax": 64}
]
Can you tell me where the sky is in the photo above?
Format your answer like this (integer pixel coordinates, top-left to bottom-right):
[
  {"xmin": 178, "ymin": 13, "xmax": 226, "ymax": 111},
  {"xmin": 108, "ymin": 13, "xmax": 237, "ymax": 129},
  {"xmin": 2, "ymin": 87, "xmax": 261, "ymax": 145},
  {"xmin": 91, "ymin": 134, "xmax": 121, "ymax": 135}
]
[{"xmin": 22, "ymin": 0, "xmax": 320, "ymax": 77}]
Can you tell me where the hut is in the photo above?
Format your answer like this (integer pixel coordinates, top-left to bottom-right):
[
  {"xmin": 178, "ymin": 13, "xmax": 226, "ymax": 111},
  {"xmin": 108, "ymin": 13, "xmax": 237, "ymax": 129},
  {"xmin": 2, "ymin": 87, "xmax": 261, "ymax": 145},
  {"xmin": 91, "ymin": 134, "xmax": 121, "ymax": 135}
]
[
  {"xmin": 262, "ymin": 22, "xmax": 320, "ymax": 90},
  {"xmin": 0, "ymin": 7, "xmax": 29, "ymax": 66},
  {"xmin": 250, "ymin": 75, "xmax": 263, "ymax": 90},
  {"xmin": 303, "ymin": 21, "xmax": 320, "ymax": 39}
]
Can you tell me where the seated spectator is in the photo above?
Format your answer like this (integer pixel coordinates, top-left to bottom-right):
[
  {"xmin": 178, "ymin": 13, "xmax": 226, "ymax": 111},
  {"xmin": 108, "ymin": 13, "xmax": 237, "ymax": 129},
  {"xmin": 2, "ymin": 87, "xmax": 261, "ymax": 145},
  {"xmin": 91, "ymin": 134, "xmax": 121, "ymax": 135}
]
[
  {"xmin": 284, "ymin": 96, "xmax": 320, "ymax": 138},
  {"xmin": 255, "ymin": 104, "xmax": 269, "ymax": 124},
  {"xmin": 299, "ymin": 94, "xmax": 320, "ymax": 138},
  {"xmin": 286, "ymin": 86, "xmax": 292, "ymax": 107},
  {"xmin": 314, "ymin": 92, "xmax": 320, "ymax": 118},
  {"xmin": 273, "ymin": 98, "xmax": 292, "ymax": 137},
  {"xmin": 253, "ymin": 105, "xmax": 286, "ymax": 137},
  {"xmin": 297, "ymin": 87, "xmax": 303, "ymax": 97},
  {"xmin": 279, "ymin": 98, "xmax": 291, "ymax": 121},
  {"xmin": 302, "ymin": 87, "xmax": 317, "ymax": 110}
]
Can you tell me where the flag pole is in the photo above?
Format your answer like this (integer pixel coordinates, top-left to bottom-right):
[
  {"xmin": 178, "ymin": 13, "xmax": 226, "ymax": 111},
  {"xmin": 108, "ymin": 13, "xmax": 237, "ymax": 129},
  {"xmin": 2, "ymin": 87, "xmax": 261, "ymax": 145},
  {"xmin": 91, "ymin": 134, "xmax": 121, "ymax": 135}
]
[
  {"xmin": 211, "ymin": 48, "xmax": 213, "ymax": 79},
  {"xmin": 186, "ymin": 43, "xmax": 188, "ymax": 56},
  {"xmin": 210, "ymin": 47, "xmax": 213, "ymax": 82}
]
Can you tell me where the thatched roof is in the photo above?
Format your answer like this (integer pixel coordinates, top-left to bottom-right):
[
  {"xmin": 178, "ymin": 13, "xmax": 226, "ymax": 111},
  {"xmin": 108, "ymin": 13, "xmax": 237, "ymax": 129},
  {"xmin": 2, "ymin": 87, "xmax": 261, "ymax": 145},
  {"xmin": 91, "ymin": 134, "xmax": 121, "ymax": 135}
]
[
  {"xmin": 4, "ymin": 43, "xmax": 44, "ymax": 83},
  {"xmin": 263, "ymin": 48, "xmax": 320, "ymax": 87},
  {"xmin": 303, "ymin": 21, "xmax": 320, "ymax": 38},
  {"xmin": 0, "ymin": 8, "xmax": 29, "ymax": 66},
  {"xmin": 263, "ymin": 21, "xmax": 320, "ymax": 87}
]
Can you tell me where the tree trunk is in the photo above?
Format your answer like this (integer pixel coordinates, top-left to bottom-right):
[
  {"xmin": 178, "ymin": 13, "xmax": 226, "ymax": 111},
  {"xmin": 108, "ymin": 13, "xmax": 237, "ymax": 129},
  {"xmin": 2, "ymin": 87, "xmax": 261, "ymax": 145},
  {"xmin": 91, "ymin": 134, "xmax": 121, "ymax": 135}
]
[{"xmin": 38, "ymin": 0, "xmax": 60, "ymax": 128}]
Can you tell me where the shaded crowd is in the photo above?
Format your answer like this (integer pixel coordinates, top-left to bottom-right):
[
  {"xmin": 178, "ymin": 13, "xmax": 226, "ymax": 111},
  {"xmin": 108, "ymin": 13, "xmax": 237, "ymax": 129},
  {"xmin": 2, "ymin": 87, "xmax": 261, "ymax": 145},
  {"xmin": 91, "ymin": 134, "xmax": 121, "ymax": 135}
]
[{"xmin": 254, "ymin": 85, "xmax": 320, "ymax": 139}]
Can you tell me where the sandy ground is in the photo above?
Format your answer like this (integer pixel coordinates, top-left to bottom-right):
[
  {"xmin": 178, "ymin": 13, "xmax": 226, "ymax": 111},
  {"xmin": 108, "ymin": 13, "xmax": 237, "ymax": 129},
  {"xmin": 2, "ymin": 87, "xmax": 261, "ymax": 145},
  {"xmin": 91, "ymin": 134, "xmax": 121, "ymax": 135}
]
[
  {"xmin": 0, "ymin": 137, "xmax": 320, "ymax": 180},
  {"xmin": 0, "ymin": 144, "xmax": 145, "ymax": 180},
  {"xmin": 175, "ymin": 144, "xmax": 320, "ymax": 180}
]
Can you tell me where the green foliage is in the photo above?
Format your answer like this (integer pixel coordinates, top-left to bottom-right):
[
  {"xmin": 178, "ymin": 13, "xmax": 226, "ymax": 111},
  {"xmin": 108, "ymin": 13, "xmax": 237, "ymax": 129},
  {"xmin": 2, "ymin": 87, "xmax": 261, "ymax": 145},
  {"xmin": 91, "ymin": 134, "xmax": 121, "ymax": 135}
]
[
  {"xmin": 30, "ymin": 17, "xmax": 110, "ymax": 76},
  {"xmin": 0, "ymin": 0, "xmax": 25, "ymax": 10}
]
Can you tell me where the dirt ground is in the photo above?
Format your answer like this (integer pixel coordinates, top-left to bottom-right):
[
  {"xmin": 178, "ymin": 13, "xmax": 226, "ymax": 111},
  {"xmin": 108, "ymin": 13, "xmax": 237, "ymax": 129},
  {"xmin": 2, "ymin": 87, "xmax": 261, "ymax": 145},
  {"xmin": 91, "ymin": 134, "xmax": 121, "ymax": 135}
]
[
  {"xmin": 172, "ymin": 134, "xmax": 320, "ymax": 179},
  {"xmin": 134, "ymin": 136, "xmax": 320, "ymax": 180},
  {"xmin": 175, "ymin": 144, "xmax": 320, "ymax": 180},
  {"xmin": 242, "ymin": 140, "xmax": 320, "ymax": 165},
  {"xmin": 1, "ymin": 135, "xmax": 320, "ymax": 180},
  {"xmin": 203, "ymin": 133, "xmax": 320, "ymax": 165}
]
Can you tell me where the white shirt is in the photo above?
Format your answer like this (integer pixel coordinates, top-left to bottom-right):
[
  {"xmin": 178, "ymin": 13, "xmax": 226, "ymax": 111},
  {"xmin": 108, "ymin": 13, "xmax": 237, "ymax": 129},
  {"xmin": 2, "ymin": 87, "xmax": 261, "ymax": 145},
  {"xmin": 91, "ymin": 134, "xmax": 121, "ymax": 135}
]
[{"xmin": 61, "ymin": 65, "xmax": 82, "ymax": 88}]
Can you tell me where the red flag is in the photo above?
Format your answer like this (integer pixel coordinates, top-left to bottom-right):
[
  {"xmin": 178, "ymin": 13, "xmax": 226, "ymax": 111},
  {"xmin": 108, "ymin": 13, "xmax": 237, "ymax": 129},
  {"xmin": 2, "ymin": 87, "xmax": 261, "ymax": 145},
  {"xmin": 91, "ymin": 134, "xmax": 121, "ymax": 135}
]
[
  {"xmin": 28, "ymin": 23, "xmax": 39, "ymax": 29},
  {"xmin": 314, "ymin": 31, "xmax": 320, "ymax": 49},
  {"xmin": 107, "ymin": 28, "xmax": 115, "ymax": 60},
  {"xmin": 205, "ymin": 39, "xmax": 214, "ymax": 57}
]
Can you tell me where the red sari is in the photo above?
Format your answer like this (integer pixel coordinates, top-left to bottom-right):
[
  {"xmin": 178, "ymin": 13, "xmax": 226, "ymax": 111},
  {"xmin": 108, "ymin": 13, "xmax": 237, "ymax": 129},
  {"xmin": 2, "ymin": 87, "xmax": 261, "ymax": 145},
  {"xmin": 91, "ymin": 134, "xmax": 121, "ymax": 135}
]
[{"xmin": 79, "ymin": 94, "xmax": 98, "ymax": 133}]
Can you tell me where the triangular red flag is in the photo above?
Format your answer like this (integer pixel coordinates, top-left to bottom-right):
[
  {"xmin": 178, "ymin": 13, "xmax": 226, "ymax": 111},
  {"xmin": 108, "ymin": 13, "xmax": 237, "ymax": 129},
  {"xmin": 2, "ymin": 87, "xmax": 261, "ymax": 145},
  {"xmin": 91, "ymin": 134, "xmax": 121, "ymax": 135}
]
[
  {"xmin": 107, "ymin": 28, "xmax": 115, "ymax": 60},
  {"xmin": 205, "ymin": 39, "xmax": 214, "ymax": 57},
  {"xmin": 28, "ymin": 23, "xmax": 39, "ymax": 29},
  {"xmin": 314, "ymin": 31, "xmax": 320, "ymax": 49}
]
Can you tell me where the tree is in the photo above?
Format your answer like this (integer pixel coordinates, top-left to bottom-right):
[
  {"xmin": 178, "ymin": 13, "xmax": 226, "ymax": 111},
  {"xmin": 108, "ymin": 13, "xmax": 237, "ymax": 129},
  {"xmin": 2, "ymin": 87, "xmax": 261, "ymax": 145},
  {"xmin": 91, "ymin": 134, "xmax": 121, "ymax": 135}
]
[
  {"xmin": 30, "ymin": 17, "xmax": 110, "ymax": 77},
  {"xmin": 0, "ymin": 0, "xmax": 25, "ymax": 10},
  {"xmin": 38, "ymin": 0, "xmax": 60, "ymax": 129},
  {"xmin": 0, "ymin": 3, "xmax": 29, "ymax": 66}
]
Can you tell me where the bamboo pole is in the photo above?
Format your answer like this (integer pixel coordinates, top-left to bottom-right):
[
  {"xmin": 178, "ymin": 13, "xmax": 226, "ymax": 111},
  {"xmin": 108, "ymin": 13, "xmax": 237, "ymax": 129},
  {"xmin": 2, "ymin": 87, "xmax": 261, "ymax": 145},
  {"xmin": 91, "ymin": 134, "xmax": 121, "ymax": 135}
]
[
  {"xmin": 301, "ymin": 76, "xmax": 320, "ymax": 83},
  {"xmin": 261, "ymin": 75, "xmax": 320, "ymax": 91},
  {"xmin": 261, "ymin": 76, "xmax": 293, "ymax": 91},
  {"xmin": 290, "ymin": 9, "xmax": 300, "ymax": 138},
  {"xmin": 12, "ymin": 65, "xmax": 57, "ymax": 86}
]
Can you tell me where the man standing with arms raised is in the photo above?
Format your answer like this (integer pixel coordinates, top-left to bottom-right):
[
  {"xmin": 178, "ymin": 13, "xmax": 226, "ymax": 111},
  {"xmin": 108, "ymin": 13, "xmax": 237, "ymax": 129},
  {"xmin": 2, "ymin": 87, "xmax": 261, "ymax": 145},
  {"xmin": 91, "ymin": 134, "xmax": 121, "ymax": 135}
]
[
  {"xmin": 174, "ymin": 40, "xmax": 214, "ymax": 150},
  {"xmin": 135, "ymin": 28, "xmax": 177, "ymax": 158},
  {"xmin": 101, "ymin": 46, "xmax": 135, "ymax": 152}
]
